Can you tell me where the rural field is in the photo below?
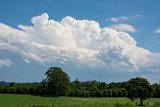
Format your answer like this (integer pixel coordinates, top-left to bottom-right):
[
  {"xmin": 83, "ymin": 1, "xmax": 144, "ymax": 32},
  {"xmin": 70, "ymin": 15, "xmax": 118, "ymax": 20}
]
[{"xmin": 0, "ymin": 94, "xmax": 160, "ymax": 107}]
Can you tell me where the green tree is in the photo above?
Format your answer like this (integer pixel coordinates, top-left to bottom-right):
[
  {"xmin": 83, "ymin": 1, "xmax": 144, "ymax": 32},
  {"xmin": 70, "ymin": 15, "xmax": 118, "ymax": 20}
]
[
  {"xmin": 73, "ymin": 78, "xmax": 81, "ymax": 90},
  {"xmin": 44, "ymin": 67, "xmax": 70, "ymax": 97},
  {"xmin": 152, "ymin": 82, "xmax": 160, "ymax": 97},
  {"xmin": 17, "ymin": 86, "xmax": 24, "ymax": 94},
  {"xmin": 9, "ymin": 86, "xmax": 16, "ymax": 94},
  {"xmin": 3, "ymin": 86, "xmax": 10, "ymax": 93},
  {"xmin": 98, "ymin": 82, "xmax": 106, "ymax": 90},
  {"xmin": 75, "ymin": 89, "xmax": 81, "ymax": 97},
  {"xmin": 0, "ymin": 86, "xmax": 4, "ymax": 93},
  {"xmin": 9, "ymin": 82, "xmax": 16, "ymax": 87},
  {"xmin": 107, "ymin": 90, "xmax": 112, "ymax": 97},
  {"xmin": 125, "ymin": 77, "xmax": 153, "ymax": 106}
]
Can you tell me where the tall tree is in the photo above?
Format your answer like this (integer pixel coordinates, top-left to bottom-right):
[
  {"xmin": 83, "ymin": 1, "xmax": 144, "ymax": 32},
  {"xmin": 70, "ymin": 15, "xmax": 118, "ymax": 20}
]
[
  {"xmin": 44, "ymin": 67, "xmax": 70, "ymax": 97},
  {"xmin": 125, "ymin": 77, "xmax": 153, "ymax": 106}
]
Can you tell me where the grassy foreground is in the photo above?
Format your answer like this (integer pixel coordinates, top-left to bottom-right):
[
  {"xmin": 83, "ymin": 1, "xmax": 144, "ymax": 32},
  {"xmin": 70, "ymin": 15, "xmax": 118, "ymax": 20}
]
[{"xmin": 0, "ymin": 94, "xmax": 160, "ymax": 107}]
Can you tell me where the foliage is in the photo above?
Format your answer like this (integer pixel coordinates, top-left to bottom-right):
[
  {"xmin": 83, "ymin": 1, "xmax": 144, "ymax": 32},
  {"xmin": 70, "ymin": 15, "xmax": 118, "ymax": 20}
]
[
  {"xmin": 125, "ymin": 77, "xmax": 154, "ymax": 106},
  {"xmin": 152, "ymin": 83, "xmax": 160, "ymax": 98},
  {"xmin": 44, "ymin": 67, "xmax": 70, "ymax": 97},
  {"xmin": 0, "ymin": 67, "xmax": 160, "ymax": 100}
]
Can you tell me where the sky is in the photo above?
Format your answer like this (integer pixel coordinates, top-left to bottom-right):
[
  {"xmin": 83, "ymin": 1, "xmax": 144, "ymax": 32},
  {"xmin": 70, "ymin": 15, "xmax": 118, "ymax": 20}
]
[{"xmin": 0, "ymin": 0, "xmax": 160, "ymax": 83}]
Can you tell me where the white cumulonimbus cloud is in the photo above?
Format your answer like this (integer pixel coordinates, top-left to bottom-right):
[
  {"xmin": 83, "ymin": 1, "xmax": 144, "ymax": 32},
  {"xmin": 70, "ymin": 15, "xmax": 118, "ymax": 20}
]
[
  {"xmin": 0, "ymin": 59, "xmax": 13, "ymax": 67},
  {"xmin": 0, "ymin": 13, "xmax": 160, "ymax": 72}
]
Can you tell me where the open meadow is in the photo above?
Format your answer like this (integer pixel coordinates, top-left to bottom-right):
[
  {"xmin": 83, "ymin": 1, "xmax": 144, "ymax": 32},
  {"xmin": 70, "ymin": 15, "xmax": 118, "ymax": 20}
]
[{"xmin": 0, "ymin": 94, "xmax": 160, "ymax": 107}]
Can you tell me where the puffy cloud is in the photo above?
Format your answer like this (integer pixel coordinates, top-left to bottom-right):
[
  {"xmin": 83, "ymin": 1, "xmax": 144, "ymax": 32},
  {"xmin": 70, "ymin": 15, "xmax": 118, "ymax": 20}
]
[
  {"xmin": 109, "ymin": 24, "xmax": 136, "ymax": 32},
  {"xmin": 0, "ymin": 59, "xmax": 14, "ymax": 67},
  {"xmin": 0, "ymin": 13, "xmax": 160, "ymax": 72}
]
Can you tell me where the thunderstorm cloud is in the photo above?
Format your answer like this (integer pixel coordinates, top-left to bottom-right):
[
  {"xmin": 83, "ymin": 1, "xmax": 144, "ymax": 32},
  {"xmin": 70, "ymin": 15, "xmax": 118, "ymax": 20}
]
[{"xmin": 0, "ymin": 13, "xmax": 160, "ymax": 73}]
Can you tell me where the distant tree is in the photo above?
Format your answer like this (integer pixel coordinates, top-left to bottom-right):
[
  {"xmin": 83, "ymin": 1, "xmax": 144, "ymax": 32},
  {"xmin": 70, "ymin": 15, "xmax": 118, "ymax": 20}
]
[
  {"xmin": 0, "ymin": 86, "xmax": 3, "ymax": 93},
  {"xmin": 98, "ymin": 82, "xmax": 106, "ymax": 90},
  {"xmin": 22, "ymin": 86, "xmax": 30, "ymax": 94},
  {"xmin": 90, "ymin": 89, "xmax": 96, "ymax": 97},
  {"xmin": 89, "ymin": 80, "xmax": 99, "ymax": 91},
  {"xmin": 125, "ymin": 77, "xmax": 153, "ymax": 106},
  {"xmin": 9, "ymin": 82, "xmax": 16, "ymax": 87},
  {"xmin": 75, "ymin": 89, "xmax": 81, "ymax": 97},
  {"xmin": 44, "ymin": 67, "xmax": 70, "ymax": 97},
  {"xmin": 116, "ymin": 88, "xmax": 123, "ymax": 97},
  {"xmin": 85, "ymin": 91, "xmax": 90, "ymax": 97},
  {"xmin": 16, "ymin": 86, "xmax": 24, "ymax": 94},
  {"xmin": 112, "ymin": 89, "xmax": 118, "ymax": 97},
  {"xmin": 155, "ymin": 88, "xmax": 160, "ymax": 97},
  {"xmin": 28, "ymin": 86, "xmax": 36, "ymax": 95},
  {"xmin": 107, "ymin": 90, "xmax": 112, "ymax": 97},
  {"xmin": 73, "ymin": 78, "xmax": 81, "ymax": 90},
  {"xmin": 9, "ymin": 86, "xmax": 16, "ymax": 94},
  {"xmin": 154, "ymin": 83, "xmax": 160, "ymax": 97},
  {"xmin": 38, "ymin": 81, "xmax": 48, "ymax": 95},
  {"xmin": 3, "ymin": 86, "xmax": 10, "ymax": 93},
  {"xmin": 69, "ymin": 89, "xmax": 75, "ymax": 97},
  {"xmin": 95, "ymin": 90, "xmax": 103, "ymax": 97},
  {"xmin": 80, "ymin": 90, "xmax": 87, "ymax": 97}
]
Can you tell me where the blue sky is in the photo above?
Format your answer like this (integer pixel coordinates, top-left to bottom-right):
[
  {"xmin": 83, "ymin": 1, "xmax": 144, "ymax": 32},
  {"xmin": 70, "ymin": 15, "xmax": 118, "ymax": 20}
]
[{"xmin": 0, "ymin": 0, "xmax": 160, "ymax": 83}]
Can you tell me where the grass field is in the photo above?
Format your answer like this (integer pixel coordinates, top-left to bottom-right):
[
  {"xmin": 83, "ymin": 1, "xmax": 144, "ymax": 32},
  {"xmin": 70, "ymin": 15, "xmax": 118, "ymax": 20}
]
[{"xmin": 0, "ymin": 94, "xmax": 160, "ymax": 107}]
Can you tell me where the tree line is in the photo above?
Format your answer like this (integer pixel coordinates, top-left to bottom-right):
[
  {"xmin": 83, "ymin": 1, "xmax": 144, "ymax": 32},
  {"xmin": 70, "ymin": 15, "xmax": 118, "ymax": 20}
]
[
  {"xmin": 0, "ymin": 67, "xmax": 160, "ymax": 105},
  {"xmin": 0, "ymin": 79, "xmax": 159, "ymax": 98}
]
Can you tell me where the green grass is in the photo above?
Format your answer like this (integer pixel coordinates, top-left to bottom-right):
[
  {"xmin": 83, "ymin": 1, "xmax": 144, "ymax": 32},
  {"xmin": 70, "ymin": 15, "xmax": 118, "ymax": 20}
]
[{"xmin": 0, "ymin": 94, "xmax": 160, "ymax": 107}]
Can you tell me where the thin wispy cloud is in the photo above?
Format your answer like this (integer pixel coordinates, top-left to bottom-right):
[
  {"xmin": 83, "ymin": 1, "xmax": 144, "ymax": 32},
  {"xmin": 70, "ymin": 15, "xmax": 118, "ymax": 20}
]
[
  {"xmin": 155, "ymin": 29, "xmax": 160, "ymax": 34},
  {"xmin": 109, "ymin": 24, "xmax": 136, "ymax": 32},
  {"xmin": 107, "ymin": 14, "xmax": 142, "ymax": 23},
  {"xmin": 153, "ymin": 28, "xmax": 160, "ymax": 38},
  {"xmin": 0, "ymin": 59, "xmax": 14, "ymax": 67},
  {"xmin": 132, "ymin": 14, "xmax": 143, "ymax": 18},
  {"xmin": 107, "ymin": 16, "xmax": 129, "ymax": 23}
]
